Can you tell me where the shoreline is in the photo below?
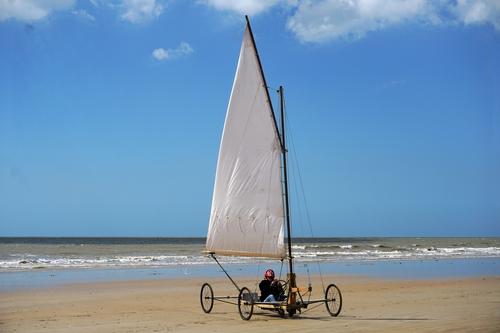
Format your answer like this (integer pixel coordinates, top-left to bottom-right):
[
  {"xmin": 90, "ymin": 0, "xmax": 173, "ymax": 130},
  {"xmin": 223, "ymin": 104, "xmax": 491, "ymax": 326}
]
[
  {"xmin": 1, "ymin": 274, "xmax": 499, "ymax": 332},
  {"xmin": 1, "ymin": 257, "xmax": 499, "ymax": 292}
]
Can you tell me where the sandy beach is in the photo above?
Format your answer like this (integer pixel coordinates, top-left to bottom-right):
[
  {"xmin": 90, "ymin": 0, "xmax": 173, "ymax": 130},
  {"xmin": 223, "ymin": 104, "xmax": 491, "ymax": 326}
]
[{"xmin": 1, "ymin": 275, "xmax": 499, "ymax": 333}]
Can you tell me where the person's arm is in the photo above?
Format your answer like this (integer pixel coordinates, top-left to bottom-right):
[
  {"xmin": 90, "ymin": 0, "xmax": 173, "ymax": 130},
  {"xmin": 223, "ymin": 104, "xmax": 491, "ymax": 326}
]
[{"xmin": 270, "ymin": 280, "xmax": 283, "ymax": 297}]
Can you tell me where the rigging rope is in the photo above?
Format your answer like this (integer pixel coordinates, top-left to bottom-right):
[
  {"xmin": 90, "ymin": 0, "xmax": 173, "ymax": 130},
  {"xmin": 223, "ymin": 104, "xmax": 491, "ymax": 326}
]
[
  {"xmin": 282, "ymin": 90, "xmax": 327, "ymax": 293},
  {"xmin": 254, "ymin": 259, "xmax": 262, "ymax": 293}
]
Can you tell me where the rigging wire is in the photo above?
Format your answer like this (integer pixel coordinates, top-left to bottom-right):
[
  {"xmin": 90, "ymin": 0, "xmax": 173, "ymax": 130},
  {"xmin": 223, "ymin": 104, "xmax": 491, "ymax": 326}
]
[
  {"xmin": 282, "ymin": 102, "xmax": 305, "ymax": 285},
  {"xmin": 254, "ymin": 259, "xmax": 262, "ymax": 293},
  {"xmin": 282, "ymin": 90, "xmax": 327, "ymax": 293}
]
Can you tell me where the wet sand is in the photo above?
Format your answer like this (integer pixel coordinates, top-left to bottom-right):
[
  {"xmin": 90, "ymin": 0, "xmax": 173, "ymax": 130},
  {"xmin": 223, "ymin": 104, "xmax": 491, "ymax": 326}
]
[{"xmin": 1, "ymin": 275, "xmax": 499, "ymax": 332}]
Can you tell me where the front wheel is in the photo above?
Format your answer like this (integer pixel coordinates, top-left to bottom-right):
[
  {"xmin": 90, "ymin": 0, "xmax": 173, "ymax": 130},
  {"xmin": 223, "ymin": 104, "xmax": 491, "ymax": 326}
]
[
  {"xmin": 200, "ymin": 283, "xmax": 214, "ymax": 313},
  {"xmin": 238, "ymin": 287, "xmax": 254, "ymax": 320},
  {"xmin": 325, "ymin": 284, "xmax": 342, "ymax": 317}
]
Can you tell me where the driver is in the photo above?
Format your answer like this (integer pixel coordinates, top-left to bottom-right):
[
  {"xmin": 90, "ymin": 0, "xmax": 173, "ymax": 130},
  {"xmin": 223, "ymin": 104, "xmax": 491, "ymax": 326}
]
[{"xmin": 259, "ymin": 269, "xmax": 283, "ymax": 302}]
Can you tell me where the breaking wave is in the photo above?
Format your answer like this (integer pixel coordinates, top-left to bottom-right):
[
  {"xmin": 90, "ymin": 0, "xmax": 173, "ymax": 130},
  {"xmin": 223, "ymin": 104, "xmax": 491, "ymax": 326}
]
[{"xmin": 1, "ymin": 238, "xmax": 499, "ymax": 271}]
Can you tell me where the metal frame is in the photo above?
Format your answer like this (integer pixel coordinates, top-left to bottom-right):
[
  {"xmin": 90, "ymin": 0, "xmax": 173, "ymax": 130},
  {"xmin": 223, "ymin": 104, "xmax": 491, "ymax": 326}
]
[{"xmin": 200, "ymin": 254, "xmax": 342, "ymax": 319}]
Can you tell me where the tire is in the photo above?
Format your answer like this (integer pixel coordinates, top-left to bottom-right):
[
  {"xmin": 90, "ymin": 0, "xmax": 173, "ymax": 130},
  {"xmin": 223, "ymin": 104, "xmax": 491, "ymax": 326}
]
[
  {"xmin": 200, "ymin": 283, "xmax": 214, "ymax": 313},
  {"xmin": 238, "ymin": 287, "xmax": 254, "ymax": 320},
  {"xmin": 325, "ymin": 284, "xmax": 342, "ymax": 317}
]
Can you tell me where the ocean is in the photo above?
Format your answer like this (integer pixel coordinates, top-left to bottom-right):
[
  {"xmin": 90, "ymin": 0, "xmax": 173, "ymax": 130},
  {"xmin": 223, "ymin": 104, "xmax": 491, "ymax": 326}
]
[
  {"xmin": 1, "ymin": 237, "xmax": 499, "ymax": 290},
  {"xmin": 1, "ymin": 237, "xmax": 499, "ymax": 270}
]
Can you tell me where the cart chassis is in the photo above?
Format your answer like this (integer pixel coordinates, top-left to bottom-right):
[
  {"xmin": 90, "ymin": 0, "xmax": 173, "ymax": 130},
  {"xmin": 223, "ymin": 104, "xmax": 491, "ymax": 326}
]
[{"xmin": 200, "ymin": 254, "xmax": 342, "ymax": 320}]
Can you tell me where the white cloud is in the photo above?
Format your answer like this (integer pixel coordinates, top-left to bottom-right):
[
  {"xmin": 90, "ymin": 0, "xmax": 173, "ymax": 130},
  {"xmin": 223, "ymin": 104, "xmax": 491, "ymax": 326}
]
[
  {"xmin": 152, "ymin": 42, "xmax": 193, "ymax": 61},
  {"xmin": 152, "ymin": 47, "xmax": 169, "ymax": 60},
  {"xmin": 2, "ymin": 0, "xmax": 499, "ymax": 42},
  {"xmin": 72, "ymin": 9, "xmax": 95, "ymax": 21},
  {"xmin": 287, "ymin": 0, "xmax": 437, "ymax": 43},
  {"xmin": 177, "ymin": 41, "xmax": 194, "ymax": 55},
  {"xmin": 121, "ymin": 0, "xmax": 164, "ymax": 23},
  {"xmin": 0, "ymin": 0, "xmax": 75, "ymax": 22},
  {"xmin": 286, "ymin": 0, "xmax": 500, "ymax": 43},
  {"xmin": 201, "ymin": 0, "xmax": 282, "ymax": 16},
  {"xmin": 453, "ymin": 0, "xmax": 500, "ymax": 30}
]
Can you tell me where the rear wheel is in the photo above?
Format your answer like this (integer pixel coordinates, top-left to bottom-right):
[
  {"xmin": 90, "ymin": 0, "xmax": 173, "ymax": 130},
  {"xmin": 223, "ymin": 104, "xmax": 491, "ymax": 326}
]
[
  {"xmin": 325, "ymin": 284, "xmax": 342, "ymax": 316},
  {"xmin": 200, "ymin": 283, "xmax": 214, "ymax": 313},
  {"xmin": 238, "ymin": 287, "xmax": 254, "ymax": 320}
]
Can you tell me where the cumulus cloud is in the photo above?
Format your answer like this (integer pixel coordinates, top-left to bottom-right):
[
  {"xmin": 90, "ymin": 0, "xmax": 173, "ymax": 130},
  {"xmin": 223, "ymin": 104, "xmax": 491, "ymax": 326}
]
[
  {"xmin": 121, "ymin": 0, "xmax": 164, "ymax": 23},
  {"xmin": 198, "ymin": 0, "xmax": 499, "ymax": 42},
  {"xmin": 200, "ymin": 0, "xmax": 282, "ymax": 16},
  {"xmin": 286, "ymin": 0, "xmax": 500, "ymax": 43},
  {"xmin": 287, "ymin": 0, "xmax": 438, "ymax": 43},
  {"xmin": 0, "ymin": 0, "xmax": 75, "ymax": 22},
  {"xmin": 0, "ymin": 0, "xmax": 163, "ymax": 25},
  {"xmin": 152, "ymin": 48, "xmax": 169, "ymax": 60},
  {"xmin": 152, "ymin": 42, "xmax": 193, "ymax": 61},
  {"xmin": 453, "ymin": 0, "xmax": 500, "ymax": 30},
  {"xmin": 2, "ymin": 0, "xmax": 499, "ymax": 42}
]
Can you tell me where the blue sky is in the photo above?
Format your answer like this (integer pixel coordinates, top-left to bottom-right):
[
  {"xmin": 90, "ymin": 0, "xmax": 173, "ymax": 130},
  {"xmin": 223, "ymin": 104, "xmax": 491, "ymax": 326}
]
[{"xmin": 1, "ymin": 0, "xmax": 499, "ymax": 237}]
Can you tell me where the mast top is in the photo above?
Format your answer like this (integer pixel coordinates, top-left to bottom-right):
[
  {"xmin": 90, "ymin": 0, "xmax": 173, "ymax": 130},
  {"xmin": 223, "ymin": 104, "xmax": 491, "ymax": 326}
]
[{"xmin": 243, "ymin": 15, "xmax": 284, "ymax": 152}]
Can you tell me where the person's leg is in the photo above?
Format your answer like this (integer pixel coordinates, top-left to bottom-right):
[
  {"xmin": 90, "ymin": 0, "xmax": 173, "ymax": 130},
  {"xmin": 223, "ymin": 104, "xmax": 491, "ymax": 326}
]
[{"xmin": 264, "ymin": 294, "xmax": 276, "ymax": 302}]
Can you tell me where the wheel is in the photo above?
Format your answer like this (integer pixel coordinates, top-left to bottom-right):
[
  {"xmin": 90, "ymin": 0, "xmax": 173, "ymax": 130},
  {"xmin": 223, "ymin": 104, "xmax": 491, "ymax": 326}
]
[
  {"xmin": 325, "ymin": 284, "xmax": 342, "ymax": 316},
  {"xmin": 200, "ymin": 283, "xmax": 214, "ymax": 313},
  {"xmin": 238, "ymin": 287, "xmax": 254, "ymax": 320}
]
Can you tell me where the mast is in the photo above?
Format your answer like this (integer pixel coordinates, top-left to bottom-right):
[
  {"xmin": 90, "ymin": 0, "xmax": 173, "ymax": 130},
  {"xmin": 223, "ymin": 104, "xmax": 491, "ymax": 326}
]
[
  {"xmin": 280, "ymin": 87, "xmax": 297, "ymax": 311},
  {"xmin": 279, "ymin": 86, "xmax": 294, "ymax": 276}
]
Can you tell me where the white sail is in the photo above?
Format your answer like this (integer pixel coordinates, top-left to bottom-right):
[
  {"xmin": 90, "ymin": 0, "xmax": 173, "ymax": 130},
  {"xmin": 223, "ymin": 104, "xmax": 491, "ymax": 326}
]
[{"xmin": 206, "ymin": 25, "xmax": 286, "ymax": 258}]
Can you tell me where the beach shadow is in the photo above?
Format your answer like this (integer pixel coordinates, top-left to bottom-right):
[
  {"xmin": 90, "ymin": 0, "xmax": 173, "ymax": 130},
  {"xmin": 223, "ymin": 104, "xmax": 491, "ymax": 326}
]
[
  {"xmin": 206, "ymin": 311, "xmax": 231, "ymax": 315},
  {"xmin": 203, "ymin": 310, "xmax": 432, "ymax": 322},
  {"xmin": 250, "ymin": 311, "xmax": 339, "ymax": 321},
  {"xmin": 341, "ymin": 315, "xmax": 432, "ymax": 321}
]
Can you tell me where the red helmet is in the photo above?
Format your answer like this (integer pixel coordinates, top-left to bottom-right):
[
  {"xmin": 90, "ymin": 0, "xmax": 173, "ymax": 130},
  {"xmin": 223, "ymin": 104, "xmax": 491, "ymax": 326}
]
[{"xmin": 264, "ymin": 269, "xmax": 275, "ymax": 279}]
